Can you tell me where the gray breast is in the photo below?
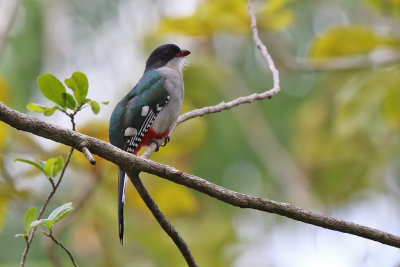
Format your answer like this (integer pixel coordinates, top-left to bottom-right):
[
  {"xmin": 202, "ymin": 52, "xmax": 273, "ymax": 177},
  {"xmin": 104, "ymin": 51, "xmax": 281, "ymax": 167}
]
[{"xmin": 151, "ymin": 66, "xmax": 184, "ymax": 134}]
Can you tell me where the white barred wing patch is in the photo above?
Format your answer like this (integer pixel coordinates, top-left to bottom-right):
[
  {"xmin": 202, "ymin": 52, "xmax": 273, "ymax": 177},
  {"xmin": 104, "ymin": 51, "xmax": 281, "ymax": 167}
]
[{"xmin": 126, "ymin": 109, "xmax": 156, "ymax": 153}]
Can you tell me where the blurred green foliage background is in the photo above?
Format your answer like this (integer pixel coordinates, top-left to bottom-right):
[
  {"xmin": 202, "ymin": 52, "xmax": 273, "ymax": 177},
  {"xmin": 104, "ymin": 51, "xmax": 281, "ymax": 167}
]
[{"xmin": 0, "ymin": 0, "xmax": 400, "ymax": 266}]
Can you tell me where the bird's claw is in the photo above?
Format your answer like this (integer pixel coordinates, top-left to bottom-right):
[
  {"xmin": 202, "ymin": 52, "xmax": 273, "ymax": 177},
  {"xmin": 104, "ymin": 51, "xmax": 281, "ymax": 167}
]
[
  {"xmin": 150, "ymin": 137, "xmax": 170, "ymax": 152},
  {"xmin": 160, "ymin": 136, "xmax": 170, "ymax": 147},
  {"xmin": 150, "ymin": 139, "xmax": 160, "ymax": 152}
]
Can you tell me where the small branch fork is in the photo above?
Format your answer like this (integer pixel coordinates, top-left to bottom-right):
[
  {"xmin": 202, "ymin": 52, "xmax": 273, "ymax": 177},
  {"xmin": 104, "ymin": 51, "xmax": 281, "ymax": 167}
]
[
  {"xmin": 44, "ymin": 230, "xmax": 78, "ymax": 267},
  {"xmin": 20, "ymin": 147, "xmax": 75, "ymax": 267}
]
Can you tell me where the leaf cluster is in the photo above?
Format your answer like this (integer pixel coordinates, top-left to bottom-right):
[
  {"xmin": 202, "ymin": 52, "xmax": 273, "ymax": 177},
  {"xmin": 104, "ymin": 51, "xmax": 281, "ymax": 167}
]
[
  {"xmin": 27, "ymin": 72, "xmax": 108, "ymax": 116},
  {"xmin": 15, "ymin": 203, "xmax": 74, "ymax": 238},
  {"xmin": 15, "ymin": 156, "xmax": 64, "ymax": 180}
]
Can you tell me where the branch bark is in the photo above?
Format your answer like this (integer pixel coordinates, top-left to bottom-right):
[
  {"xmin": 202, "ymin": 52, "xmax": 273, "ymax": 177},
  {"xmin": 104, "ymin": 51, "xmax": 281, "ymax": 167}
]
[
  {"xmin": 129, "ymin": 173, "xmax": 198, "ymax": 267},
  {"xmin": 1, "ymin": 102, "xmax": 400, "ymax": 248}
]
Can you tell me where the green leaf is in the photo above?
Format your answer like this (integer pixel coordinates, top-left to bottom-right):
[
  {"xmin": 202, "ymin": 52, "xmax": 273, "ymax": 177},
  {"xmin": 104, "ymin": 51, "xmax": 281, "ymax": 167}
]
[
  {"xmin": 30, "ymin": 219, "xmax": 53, "ymax": 229},
  {"xmin": 43, "ymin": 106, "xmax": 60, "ymax": 116},
  {"xmin": 27, "ymin": 103, "xmax": 60, "ymax": 116},
  {"xmin": 26, "ymin": 103, "xmax": 47, "ymax": 113},
  {"xmin": 43, "ymin": 156, "xmax": 64, "ymax": 179},
  {"xmin": 24, "ymin": 207, "xmax": 37, "ymax": 234},
  {"xmin": 30, "ymin": 203, "xmax": 74, "ymax": 230},
  {"xmin": 37, "ymin": 74, "xmax": 67, "ymax": 107},
  {"xmin": 48, "ymin": 202, "xmax": 74, "ymax": 224},
  {"xmin": 63, "ymin": 93, "xmax": 76, "ymax": 110},
  {"xmin": 14, "ymin": 158, "xmax": 45, "ymax": 174},
  {"xmin": 90, "ymin": 100, "xmax": 100, "ymax": 114},
  {"xmin": 65, "ymin": 72, "xmax": 89, "ymax": 105},
  {"xmin": 101, "ymin": 101, "xmax": 109, "ymax": 105}
]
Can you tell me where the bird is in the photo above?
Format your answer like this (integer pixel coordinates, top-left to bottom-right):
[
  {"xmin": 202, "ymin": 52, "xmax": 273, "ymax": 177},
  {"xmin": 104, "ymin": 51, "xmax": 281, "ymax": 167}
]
[{"xmin": 109, "ymin": 44, "xmax": 190, "ymax": 244}]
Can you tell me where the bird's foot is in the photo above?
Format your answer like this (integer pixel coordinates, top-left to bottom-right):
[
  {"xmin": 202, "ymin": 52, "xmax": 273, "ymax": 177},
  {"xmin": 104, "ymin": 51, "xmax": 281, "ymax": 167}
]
[
  {"xmin": 150, "ymin": 139, "xmax": 161, "ymax": 152},
  {"xmin": 160, "ymin": 136, "xmax": 170, "ymax": 147}
]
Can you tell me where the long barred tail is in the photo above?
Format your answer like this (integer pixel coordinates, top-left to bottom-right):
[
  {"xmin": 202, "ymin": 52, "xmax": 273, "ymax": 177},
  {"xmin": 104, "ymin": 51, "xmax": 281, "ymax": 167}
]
[{"xmin": 118, "ymin": 167, "xmax": 127, "ymax": 244}]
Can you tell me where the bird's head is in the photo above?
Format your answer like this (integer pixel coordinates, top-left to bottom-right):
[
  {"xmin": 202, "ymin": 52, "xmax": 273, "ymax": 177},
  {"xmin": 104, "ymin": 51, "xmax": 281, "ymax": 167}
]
[{"xmin": 145, "ymin": 44, "xmax": 191, "ymax": 72}]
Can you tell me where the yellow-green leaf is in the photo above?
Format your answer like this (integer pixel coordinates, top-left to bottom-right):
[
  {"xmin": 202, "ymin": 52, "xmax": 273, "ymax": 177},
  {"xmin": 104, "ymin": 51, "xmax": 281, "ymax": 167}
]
[
  {"xmin": 43, "ymin": 106, "xmax": 60, "ymax": 116},
  {"xmin": 24, "ymin": 207, "xmax": 37, "ymax": 234},
  {"xmin": 48, "ymin": 202, "xmax": 74, "ymax": 224},
  {"xmin": 63, "ymin": 92, "xmax": 76, "ymax": 110},
  {"xmin": 37, "ymin": 74, "xmax": 67, "ymax": 107},
  {"xmin": 90, "ymin": 100, "xmax": 100, "ymax": 114},
  {"xmin": 43, "ymin": 156, "xmax": 64, "ymax": 179},
  {"xmin": 30, "ymin": 218, "xmax": 53, "ymax": 229},
  {"xmin": 15, "ymin": 158, "xmax": 45, "ymax": 174},
  {"xmin": 65, "ymin": 72, "xmax": 89, "ymax": 105},
  {"xmin": 26, "ymin": 103, "xmax": 47, "ymax": 113}
]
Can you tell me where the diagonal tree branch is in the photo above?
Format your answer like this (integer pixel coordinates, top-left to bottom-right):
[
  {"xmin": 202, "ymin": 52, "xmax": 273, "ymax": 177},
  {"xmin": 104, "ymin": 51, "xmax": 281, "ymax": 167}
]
[
  {"xmin": 129, "ymin": 173, "xmax": 197, "ymax": 267},
  {"xmin": 1, "ymin": 102, "xmax": 400, "ymax": 248}
]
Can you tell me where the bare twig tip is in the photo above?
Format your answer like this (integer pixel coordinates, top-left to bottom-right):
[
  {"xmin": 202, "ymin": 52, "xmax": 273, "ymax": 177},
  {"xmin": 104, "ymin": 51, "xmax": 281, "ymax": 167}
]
[{"xmin": 81, "ymin": 146, "xmax": 96, "ymax": 165}]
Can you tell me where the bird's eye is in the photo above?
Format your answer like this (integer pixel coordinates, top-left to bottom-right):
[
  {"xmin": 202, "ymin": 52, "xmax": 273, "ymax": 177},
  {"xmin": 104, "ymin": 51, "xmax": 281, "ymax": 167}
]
[{"xmin": 163, "ymin": 51, "xmax": 169, "ymax": 57}]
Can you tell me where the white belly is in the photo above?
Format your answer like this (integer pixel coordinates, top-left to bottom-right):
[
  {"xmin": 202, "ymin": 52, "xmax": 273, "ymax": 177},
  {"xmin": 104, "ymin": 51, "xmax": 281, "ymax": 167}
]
[{"xmin": 151, "ymin": 66, "xmax": 184, "ymax": 134}]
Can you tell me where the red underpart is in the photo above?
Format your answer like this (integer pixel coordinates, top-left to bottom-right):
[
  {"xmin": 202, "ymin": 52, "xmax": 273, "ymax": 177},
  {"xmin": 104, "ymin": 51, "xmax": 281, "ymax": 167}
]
[{"xmin": 133, "ymin": 128, "xmax": 169, "ymax": 155}]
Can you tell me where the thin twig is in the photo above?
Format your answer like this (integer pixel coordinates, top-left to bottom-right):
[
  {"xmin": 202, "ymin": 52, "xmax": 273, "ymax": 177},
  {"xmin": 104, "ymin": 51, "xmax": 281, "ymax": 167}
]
[
  {"xmin": 45, "ymin": 239, "xmax": 62, "ymax": 267},
  {"xmin": 67, "ymin": 110, "xmax": 96, "ymax": 165},
  {"xmin": 49, "ymin": 178, "xmax": 56, "ymax": 191},
  {"xmin": 20, "ymin": 114, "xmax": 76, "ymax": 267},
  {"xmin": 176, "ymin": 0, "xmax": 280, "ymax": 126},
  {"xmin": 248, "ymin": 0, "xmax": 280, "ymax": 90},
  {"xmin": 20, "ymin": 147, "xmax": 74, "ymax": 267},
  {"xmin": 129, "ymin": 173, "xmax": 198, "ymax": 267},
  {"xmin": 44, "ymin": 231, "xmax": 78, "ymax": 267},
  {"xmin": 81, "ymin": 146, "xmax": 96, "ymax": 165}
]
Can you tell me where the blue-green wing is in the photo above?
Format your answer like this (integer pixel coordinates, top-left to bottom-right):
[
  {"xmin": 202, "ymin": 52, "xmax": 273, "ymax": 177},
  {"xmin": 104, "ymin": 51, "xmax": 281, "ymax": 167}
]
[{"xmin": 109, "ymin": 70, "xmax": 169, "ymax": 151}]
